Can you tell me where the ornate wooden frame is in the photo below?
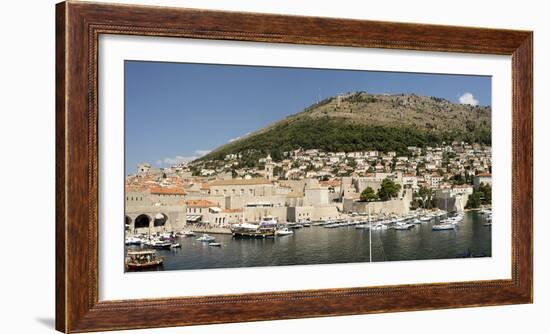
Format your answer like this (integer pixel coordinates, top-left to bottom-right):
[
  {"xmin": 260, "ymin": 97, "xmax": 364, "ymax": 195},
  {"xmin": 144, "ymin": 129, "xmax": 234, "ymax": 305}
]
[{"xmin": 56, "ymin": 1, "xmax": 533, "ymax": 332}]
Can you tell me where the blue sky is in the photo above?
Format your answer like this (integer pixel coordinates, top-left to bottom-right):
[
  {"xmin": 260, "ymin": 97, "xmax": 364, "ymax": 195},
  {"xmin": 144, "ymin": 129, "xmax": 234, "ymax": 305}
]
[{"xmin": 125, "ymin": 60, "xmax": 491, "ymax": 175}]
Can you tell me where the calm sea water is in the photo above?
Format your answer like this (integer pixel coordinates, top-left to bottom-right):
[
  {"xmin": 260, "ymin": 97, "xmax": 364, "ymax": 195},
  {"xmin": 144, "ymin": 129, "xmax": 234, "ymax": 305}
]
[{"xmin": 125, "ymin": 211, "xmax": 491, "ymax": 272}]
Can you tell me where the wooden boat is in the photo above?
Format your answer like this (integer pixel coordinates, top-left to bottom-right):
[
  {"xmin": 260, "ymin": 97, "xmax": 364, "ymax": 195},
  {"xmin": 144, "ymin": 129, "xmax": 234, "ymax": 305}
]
[{"xmin": 125, "ymin": 250, "xmax": 163, "ymax": 270}]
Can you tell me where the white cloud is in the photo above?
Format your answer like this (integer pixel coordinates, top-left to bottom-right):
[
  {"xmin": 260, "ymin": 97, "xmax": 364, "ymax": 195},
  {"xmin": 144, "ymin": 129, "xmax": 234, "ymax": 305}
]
[
  {"xmin": 159, "ymin": 155, "xmax": 198, "ymax": 165},
  {"xmin": 157, "ymin": 149, "xmax": 211, "ymax": 167},
  {"xmin": 458, "ymin": 92, "xmax": 479, "ymax": 106}
]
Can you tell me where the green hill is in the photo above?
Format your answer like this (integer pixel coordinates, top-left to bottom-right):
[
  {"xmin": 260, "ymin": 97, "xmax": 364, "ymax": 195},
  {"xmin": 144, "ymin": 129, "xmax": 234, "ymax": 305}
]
[{"xmin": 198, "ymin": 92, "xmax": 491, "ymax": 162}]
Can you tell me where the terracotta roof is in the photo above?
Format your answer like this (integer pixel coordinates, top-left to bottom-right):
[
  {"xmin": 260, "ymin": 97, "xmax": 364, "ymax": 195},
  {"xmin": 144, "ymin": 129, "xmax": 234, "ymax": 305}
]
[
  {"xmin": 320, "ymin": 180, "xmax": 341, "ymax": 187},
  {"xmin": 149, "ymin": 187, "xmax": 185, "ymax": 195},
  {"xmin": 186, "ymin": 199, "xmax": 216, "ymax": 208},
  {"xmin": 209, "ymin": 178, "xmax": 272, "ymax": 186}
]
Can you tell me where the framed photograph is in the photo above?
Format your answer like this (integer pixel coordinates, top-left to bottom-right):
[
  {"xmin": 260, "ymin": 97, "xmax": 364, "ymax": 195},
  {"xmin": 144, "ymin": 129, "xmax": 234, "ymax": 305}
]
[{"xmin": 56, "ymin": 1, "xmax": 532, "ymax": 332}]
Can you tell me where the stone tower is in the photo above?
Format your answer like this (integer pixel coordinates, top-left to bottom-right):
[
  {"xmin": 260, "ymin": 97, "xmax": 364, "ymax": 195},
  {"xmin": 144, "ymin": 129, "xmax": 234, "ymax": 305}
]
[{"xmin": 265, "ymin": 154, "xmax": 274, "ymax": 180}]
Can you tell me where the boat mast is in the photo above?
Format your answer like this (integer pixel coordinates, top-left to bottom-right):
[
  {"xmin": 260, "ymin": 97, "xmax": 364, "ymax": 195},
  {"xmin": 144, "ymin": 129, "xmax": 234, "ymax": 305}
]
[{"xmin": 369, "ymin": 206, "xmax": 372, "ymax": 263}]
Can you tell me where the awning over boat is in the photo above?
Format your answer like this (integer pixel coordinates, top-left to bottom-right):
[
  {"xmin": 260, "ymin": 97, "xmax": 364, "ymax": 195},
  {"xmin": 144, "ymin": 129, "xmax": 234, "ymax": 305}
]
[
  {"xmin": 154, "ymin": 213, "xmax": 165, "ymax": 220},
  {"xmin": 186, "ymin": 215, "xmax": 202, "ymax": 222}
]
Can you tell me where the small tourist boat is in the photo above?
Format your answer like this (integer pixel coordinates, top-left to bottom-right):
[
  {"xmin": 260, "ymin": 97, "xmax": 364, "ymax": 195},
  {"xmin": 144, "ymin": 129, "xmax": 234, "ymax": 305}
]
[
  {"xmin": 208, "ymin": 242, "xmax": 222, "ymax": 247},
  {"xmin": 231, "ymin": 222, "xmax": 260, "ymax": 231},
  {"xmin": 275, "ymin": 228, "xmax": 294, "ymax": 236},
  {"xmin": 231, "ymin": 222, "xmax": 275, "ymax": 238},
  {"xmin": 432, "ymin": 223, "xmax": 455, "ymax": 231},
  {"xmin": 196, "ymin": 234, "xmax": 216, "ymax": 242},
  {"xmin": 260, "ymin": 215, "xmax": 278, "ymax": 227},
  {"xmin": 125, "ymin": 250, "xmax": 163, "ymax": 270}
]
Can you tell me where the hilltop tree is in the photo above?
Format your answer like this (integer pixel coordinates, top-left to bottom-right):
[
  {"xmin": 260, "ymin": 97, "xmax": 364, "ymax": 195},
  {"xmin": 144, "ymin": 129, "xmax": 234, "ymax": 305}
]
[
  {"xmin": 360, "ymin": 187, "xmax": 378, "ymax": 202},
  {"xmin": 377, "ymin": 178, "xmax": 401, "ymax": 201}
]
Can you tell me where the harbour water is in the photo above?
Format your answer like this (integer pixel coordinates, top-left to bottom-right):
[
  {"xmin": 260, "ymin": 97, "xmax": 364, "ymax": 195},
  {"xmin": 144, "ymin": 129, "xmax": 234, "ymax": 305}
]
[{"xmin": 125, "ymin": 211, "xmax": 491, "ymax": 272}]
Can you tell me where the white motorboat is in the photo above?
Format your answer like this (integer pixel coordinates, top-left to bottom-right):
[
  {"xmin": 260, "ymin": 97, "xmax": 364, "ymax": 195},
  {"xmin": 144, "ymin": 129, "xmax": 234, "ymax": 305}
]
[
  {"xmin": 479, "ymin": 209, "xmax": 492, "ymax": 215},
  {"xmin": 160, "ymin": 232, "xmax": 174, "ymax": 239},
  {"xmin": 432, "ymin": 224, "xmax": 455, "ymax": 231},
  {"xmin": 196, "ymin": 234, "xmax": 216, "ymax": 242},
  {"xmin": 208, "ymin": 242, "xmax": 222, "ymax": 247},
  {"xmin": 148, "ymin": 239, "xmax": 172, "ymax": 249},
  {"xmin": 275, "ymin": 228, "xmax": 294, "ymax": 236},
  {"xmin": 180, "ymin": 230, "xmax": 196, "ymax": 237},
  {"xmin": 393, "ymin": 222, "xmax": 415, "ymax": 230},
  {"xmin": 355, "ymin": 224, "xmax": 370, "ymax": 229},
  {"xmin": 170, "ymin": 243, "xmax": 181, "ymax": 249},
  {"xmin": 411, "ymin": 219, "xmax": 422, "ymax": 224},
  {"xmin": 420, "ymin": 216, "xmax": 432, "ymax": 222},
  {"xmin": 372, "ymin": 223, "xmax": 388, "ymax": 230},
  {"xmin": 125, "ymin": 236, "xmax": 143, "ymax": 246}
]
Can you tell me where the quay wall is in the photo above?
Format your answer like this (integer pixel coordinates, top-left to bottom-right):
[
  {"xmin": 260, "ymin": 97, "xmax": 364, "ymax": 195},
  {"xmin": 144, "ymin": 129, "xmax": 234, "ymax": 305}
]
[
  {"xmin": 343, "ymin": 189, "xmax": 413, "ymax": 216},
  {"xmin": 188, "ymin": 226, "xmax": 232, "ymax": 235},
  {"xmin": 126, "ymin": 205, "xmax": 186, "ymax": 234}
]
